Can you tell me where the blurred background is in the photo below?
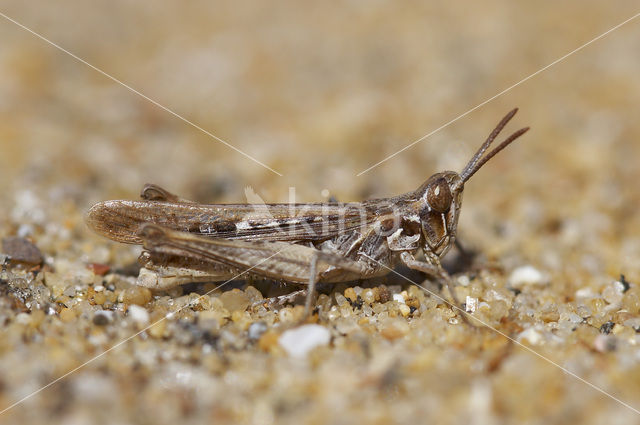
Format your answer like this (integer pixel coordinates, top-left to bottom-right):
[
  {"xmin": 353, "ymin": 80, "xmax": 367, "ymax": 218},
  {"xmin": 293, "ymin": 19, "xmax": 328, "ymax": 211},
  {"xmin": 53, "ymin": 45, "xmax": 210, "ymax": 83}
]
[{"xmin": 1, "ymin": 1, "xmax": 640, "ymax": 424}]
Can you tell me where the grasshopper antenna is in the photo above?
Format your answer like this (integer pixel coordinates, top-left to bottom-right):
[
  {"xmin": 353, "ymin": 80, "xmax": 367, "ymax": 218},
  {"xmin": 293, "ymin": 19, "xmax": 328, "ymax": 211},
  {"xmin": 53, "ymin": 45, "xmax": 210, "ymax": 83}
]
[{"xmin": 460, "ymin": 108, "xmax": 529, "ymax": 183}]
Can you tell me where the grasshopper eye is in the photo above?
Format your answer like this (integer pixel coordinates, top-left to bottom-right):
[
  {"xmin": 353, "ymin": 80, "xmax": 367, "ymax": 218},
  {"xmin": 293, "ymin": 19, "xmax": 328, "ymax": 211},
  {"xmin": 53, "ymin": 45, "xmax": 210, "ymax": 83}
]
[{"xmin": 426, "ymin": 178, "xmax": 452, "ymax": 213}]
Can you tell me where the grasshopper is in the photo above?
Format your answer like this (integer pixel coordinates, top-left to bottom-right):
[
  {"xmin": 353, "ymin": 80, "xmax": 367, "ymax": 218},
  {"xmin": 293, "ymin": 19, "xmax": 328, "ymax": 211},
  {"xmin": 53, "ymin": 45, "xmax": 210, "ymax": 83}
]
[{"xmin": 86, "ymin": 109, "xmax": 528, "ymax": 317}]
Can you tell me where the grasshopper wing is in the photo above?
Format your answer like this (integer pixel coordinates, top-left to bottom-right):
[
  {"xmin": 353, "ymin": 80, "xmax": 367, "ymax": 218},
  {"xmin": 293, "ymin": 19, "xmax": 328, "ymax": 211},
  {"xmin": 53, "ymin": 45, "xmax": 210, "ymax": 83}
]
[{"xmin": 86, "ymin": 199, "xmax": 381, "ymax": 244}]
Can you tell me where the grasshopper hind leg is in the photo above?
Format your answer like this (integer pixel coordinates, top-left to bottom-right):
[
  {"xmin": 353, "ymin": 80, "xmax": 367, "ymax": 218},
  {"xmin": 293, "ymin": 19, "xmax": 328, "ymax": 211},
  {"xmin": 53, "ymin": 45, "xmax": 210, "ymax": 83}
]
[
  {"xmin": 137, "ymin": 224, "xmax": 369, "ymax": 321},
  {"xmin": 137, "ymin": 251, "xmax": 237, "ymax": 290},
  {"xmin": 140, "ymin": 183, "xmax": 194, "ymax": 203}
]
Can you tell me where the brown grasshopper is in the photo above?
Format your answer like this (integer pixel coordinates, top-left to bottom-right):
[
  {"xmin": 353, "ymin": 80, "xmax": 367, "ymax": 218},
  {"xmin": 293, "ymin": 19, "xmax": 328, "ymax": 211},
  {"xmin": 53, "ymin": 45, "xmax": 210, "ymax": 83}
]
[{"xmin": 86, "ymin": 109, "xmax": 528, "ymax": 317}]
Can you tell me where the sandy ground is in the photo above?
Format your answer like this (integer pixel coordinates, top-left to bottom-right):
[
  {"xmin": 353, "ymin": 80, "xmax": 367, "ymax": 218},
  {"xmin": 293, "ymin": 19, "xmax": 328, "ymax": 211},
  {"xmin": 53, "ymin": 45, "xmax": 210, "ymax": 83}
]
[{"xmin": 1, "ymin": 1, "xmax": 640, "ymax": 424}]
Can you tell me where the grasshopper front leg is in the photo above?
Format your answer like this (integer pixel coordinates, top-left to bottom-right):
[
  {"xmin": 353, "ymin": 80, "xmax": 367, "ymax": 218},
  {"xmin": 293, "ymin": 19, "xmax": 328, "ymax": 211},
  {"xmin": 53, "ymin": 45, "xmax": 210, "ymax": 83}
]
[{"xmin": 400, "ymin": 251, "xmax": 467, "ymax": 321}]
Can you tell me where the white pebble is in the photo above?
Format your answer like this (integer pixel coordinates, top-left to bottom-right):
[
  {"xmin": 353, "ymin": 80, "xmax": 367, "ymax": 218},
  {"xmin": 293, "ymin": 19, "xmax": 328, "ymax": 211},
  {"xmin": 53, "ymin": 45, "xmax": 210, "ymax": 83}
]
[
  {"xmin": 278, "ymin": 324, "xmax": 331, "ymax": 358},
  {"xmin": 575, "ymin": 287, "xmax": 595, "ymax": 298},
  {"xmin": 15, "ymin": 312, "xmax": 31, "ymax": 325},
  {"xmin": 508, "ymin": 266, "xmax": 547, "ymax": 288},
  {"xmin": 560, "ymin": 312, "xmax": 583, "ymax": 324},
  {"xmin": 465, "ymin": 296, "xmax": 478, "ymax": 313},
  {"xmin": 456, "ymin": 275, "xmax": 470, "ymax": 287},
  {"xmin": 127, "ymin": 305, "xmax": 150, "ymax": 326},
  {"xmin": 517, "ymin": 327, "xmax": 543, "ymax": 345},
  {"xmin": 393, "ymin": 293, "xmax": 406, "ymax": 304},
  {"xmin": 603, "ymin": 282, "xmax": 624, "ymax": 305}
]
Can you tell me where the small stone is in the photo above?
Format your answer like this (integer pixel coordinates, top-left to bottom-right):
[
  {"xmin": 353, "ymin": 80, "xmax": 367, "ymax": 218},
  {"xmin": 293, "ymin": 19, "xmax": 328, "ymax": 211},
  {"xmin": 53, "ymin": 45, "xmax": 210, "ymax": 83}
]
[
  {"xmin": 344, "ymin": 287, "xmax": 357, "ymax": 302},
  {"xmin": 30, "ymin": 309, "xmax": 45, "ymax": 327},
  {"xmin": 380, "ymin": 318, "xmax": 410, "ymax": 340},
  {"xmin": 619, "ymin": 275, "xmax": 631, "ymax": 293},
  {"xmin": 398, "ymin": 304, "xmax": 411, "ymax": 317},
  {"xmin": 316, "ymin": 294, "xmax": 332, "ymax": 312},
  {"xmin": 393, "ymin": 293, "xmax": 406, "ymax": 303},
  {"xmin": 63, "ymin": 285, "xmax": 77, "ymax": 297},
  {"xmin": 278, "ymin": 324, "xmax": 331, "ymax": 358},
  {"xmin": 2, "ymin": 236, "xmax": 43, "ymax": 265},
  {"xmin": 201, "ymin": 308, "xmax": 230, "ymax": 322},
  {"xmin": 148, "ymin": 319, "xmax": 167, "ymax": 338},
  {"xmin": 335, "ymin": 318, "xmax": 360, "ymax": 334},
  {"xmin": 248, "ymin": 321, "xmax": 268, "ymax": 341},
  {"xmin": 560, "ymin": 312, "xmax": 583, "ymax": 324},
  {"xmin": 517, "ymin": 327, "xmax": 543, "ymax": 345},
  {"xmin": 599, "ymin": 321, "xmax": 615, "ymax": 334},
  {"xmin": 128, "ymin": 305, "xmax": 150, "ymax": 327},
  {"xmin": 87, "ymin": 263, "xmax": 110, "ymax": 276},
  {"xmin": 335, "ymin": 293, "xmax": 349, "ymax": 307},
  {"xmin": 278, "ymin": 307, "xmax": 296, "ymax": 323},
  {"xmin": 59, "ymin": 307, "xmax": 76, "ymax": 323},
  {"xmin": 122, "ymin": 286, "xmax": 152, "ymax": 306},
  {"xmin": 603, "ymin": 283, "xmax": 623, "ymax": 305},
  {"xmin": 326, "ymin": 306, "xmax": 340, "ymax": 321},
  {"xmin": 15, "ymin": 312, "xmax": 31, "ymax": 325},
  {"xmin": 405, "ymin": 297, "xmax": 421, "ymax": 310},
  {"xmin": 508, "ymin": 266, "xmax": 547, "ymax": 288},
  {"xmin": 92, "ymin": 292, "xmax": 107, "ymax": 305},
  {"xmin": 218, "ymin": 289, "xmax": 250, "ymax": 312},
  {"xmin": 258, "ymin": 329, "xmax": 281, "ymax": 352},
  {"xmin": 339, "ymin": 303, "xmax": 353, "ymax": 318},
  {"xmin": 93, "ymin": 310, "xmax": 113, "ymax": 326},
  {"xmin": 378, "ymin": 286, "xmax": 391, "ymax": 303},
  {"xmin": 536, "ymin": 303, "xmax": 559, "ymax": 322},
  {"xmin": 457, "ymin": 275, "xmax": 471, "ymax": 286},
  {"xmin": 465, "ymin": 296, "xmax": 478, "ymax": 313},
  {"xmin": 362, "ymin": 288, "xmax": 376, "ymax": 304},
  {"xmin": 244, "ymin": 286, "xmax": 263, "ymax": 302},
  {"xmin": 231, "ymin": 310, "xmax": 253, "ymax": 330},
  {"xmin": 593, "ymin": 334, "xmax": 616, "ymax": 352}
]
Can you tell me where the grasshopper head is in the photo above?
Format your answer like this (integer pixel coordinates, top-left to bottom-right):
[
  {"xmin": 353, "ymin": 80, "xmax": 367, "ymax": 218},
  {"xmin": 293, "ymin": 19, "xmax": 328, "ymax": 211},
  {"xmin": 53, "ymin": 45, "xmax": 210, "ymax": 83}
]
[
  {"xmin": 416, "ymin": 171, "xmax": 464, "ymax": 256},
  {"xmin": 417, "ymin": 108, "xmax": 529, "ymax": 257}
]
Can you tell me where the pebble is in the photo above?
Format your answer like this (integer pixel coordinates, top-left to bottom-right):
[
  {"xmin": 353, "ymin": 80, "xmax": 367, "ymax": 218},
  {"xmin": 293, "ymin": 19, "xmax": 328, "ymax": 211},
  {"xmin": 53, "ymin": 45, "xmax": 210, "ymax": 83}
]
[
  {"xmin": 393, "ymin": 293, "xmax": 406, "ymax": 303},
  {"xmin": 248, "ymin": 321, "xmax": 268, "ymax": 341},
  {"xmin": 278, "ymin": 324, "xmax": 331, "ymax": 358},
  {"xmin": 93, "ymin": 310, "xmax": 114, "ymax": 326},
  {"xmin": 335, "ymin": 293, "xmax": 349, "ymax": 307},
  {"xmin": 59, "ymin": 307, "xmax": 76, "ymax": 322},
  {"xmin": 128, "ymin": 305, "xmax": 150, "ymax": 327},
  {"xmin": 148, "ymin": 319, "xmax": 167, "ymax": 339},
  {"xmin": 465, "ymin": 296, "xmax": 478, "ymax": 313},
  {"xmin": 93, "ymin": 293, "xmax": 107, "ymax": 305},
  {"xmin": 560, "ymin": 312, "xmax": 583, "ymax": 324},
  {"xmin": 508, "ymin": 266, "xmax": 547, "ymax": 288},
  {"xmin": 87, "ymin": 263, "xmax": 110, "ymax": 276},
  {"xmin": 517, "ymin": 327, "xmax": 543, "ymax": 345},
  {"xmin": 593, "ymin": 334, "xmax": 616, "ymax": 352},
  {"xmin": 231, "ymin": 310, "xmax": 253, "ymax": 330},
  {"xmin": 218, "ymin": 289, "xmax": 250, "ymax": 312},
  {"xmin": 2, "ymin": 236, "xmax": 43, "ymax": 265},
  {"xmin": 344, "ymin": 287, "xmax": 357, "ymax": 302},
  {"xmin": 602, "ymin": 283, "xmax": 623, "ymax": 305},
  {"xmin": 121, "ymin": 286, "xmax": 152, "ymax": 306},
  {"xmin": 15, "ymin": 312, "xmax": 31, "ymax": 325},
  {"xmin": 398, "ymin": 304, "xmax": 411, "ymax": 317},
  {"xmin": 380, "ymin": 318, "xmax": 410, "ymax": 340}
]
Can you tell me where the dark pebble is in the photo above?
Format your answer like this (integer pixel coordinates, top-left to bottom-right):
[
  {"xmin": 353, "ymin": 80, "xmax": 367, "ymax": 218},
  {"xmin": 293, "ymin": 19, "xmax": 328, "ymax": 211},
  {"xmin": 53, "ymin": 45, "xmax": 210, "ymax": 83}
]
[
  {"xmin": 599, "ymin": 321, "xmax": 615, "ymax": 335},
  {"xmin": 2, "ymin": 237, "xmax": 43, "ymax": 265}
]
